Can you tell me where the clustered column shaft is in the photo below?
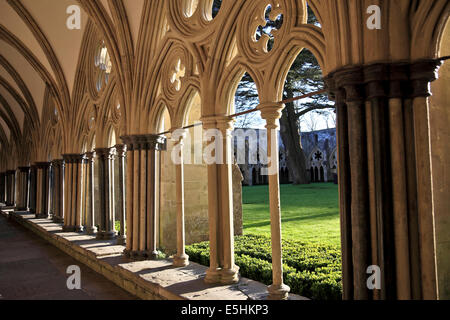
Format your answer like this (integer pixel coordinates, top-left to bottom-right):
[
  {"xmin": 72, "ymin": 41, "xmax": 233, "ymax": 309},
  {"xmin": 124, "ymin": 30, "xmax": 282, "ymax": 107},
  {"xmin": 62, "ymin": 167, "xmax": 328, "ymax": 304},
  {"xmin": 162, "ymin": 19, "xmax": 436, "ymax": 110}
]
[
  {"xmin": 202, "ymin": 116, "xmax": 239, "ymax": 285},
  {"xmin": 35, "ymin": 162, "xmax": 51, "ymax": 219},
  {"xmin": 95, "ymin": 148, "xmax": 116, "ymax": 240},
  {"xmin": 0, "ymin": 172, "xmax": 6, "ymax": 204},
  {"xmin": 4, "ymin": 170, "xmax": 16, "ymax": 207},
  {"xmin": 122, "ymin": 134, "xmax": 166, "ymax": 260},
  {"xmin": 62, "ymin": 154, "xmax": 86, "ymax": 232},
  {"xmin": 51, "ymin": 160, "xmax": 65, "ymax": 223},
  {"xmin": 325, "ymin": 60, "xmax": 442, "ymax": 300},
  {"xmin": 84, "ymin": 152, "xmax": 97, "ymax": 234},
  {"xmin": 16, "ymin": 167, "xmax": 30, "ymax": 211},
  {"xmin": 115, "ymin": 145, "xmax": 127, "ymax": 245}
]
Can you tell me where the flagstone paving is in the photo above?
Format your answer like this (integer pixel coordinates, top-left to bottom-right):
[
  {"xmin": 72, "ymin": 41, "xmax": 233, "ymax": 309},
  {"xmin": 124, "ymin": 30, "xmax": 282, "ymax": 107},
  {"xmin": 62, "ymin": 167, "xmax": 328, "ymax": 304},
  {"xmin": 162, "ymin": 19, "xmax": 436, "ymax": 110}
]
[{"xmin": 0, "ymin": 215, "xmax": 136, "ymax": 300}]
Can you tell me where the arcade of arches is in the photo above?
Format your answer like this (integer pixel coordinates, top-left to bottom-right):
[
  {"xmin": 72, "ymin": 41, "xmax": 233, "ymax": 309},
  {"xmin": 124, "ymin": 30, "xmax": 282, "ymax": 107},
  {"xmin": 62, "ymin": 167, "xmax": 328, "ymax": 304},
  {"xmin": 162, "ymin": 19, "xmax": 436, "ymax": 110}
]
[{"xmin": 0, "ymin": 0, "xmax": 449, "ymax": 300}]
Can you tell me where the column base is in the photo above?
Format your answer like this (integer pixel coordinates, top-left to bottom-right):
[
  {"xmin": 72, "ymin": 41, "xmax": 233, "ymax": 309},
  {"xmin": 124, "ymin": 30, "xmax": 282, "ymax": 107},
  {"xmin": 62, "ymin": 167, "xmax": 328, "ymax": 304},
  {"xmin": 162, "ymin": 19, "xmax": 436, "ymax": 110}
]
[
  {"xmin": 85, "ymin": 226, "xmax": 98, "ymax": 235},
  {"xmin": 124, "ymin": 250, "xmax": 160, "ymax": 261},
  {"xmin": 75, "ymin": 226, "xmax": 84, "ymax": 233},
  {"xmin": 173, "ymin": 254, "xmax": 189, "ymax": 267},
  {"xmin": 62, "ymin": 225, "xmax": 76, "ymax": 232},
  {"xmin": 96, "ymin": 231, "xmax": 117, "ymax": 240},
  {"xmin": 52, "ymin": 216, "xmax": 64, "ymax": 223},
  {"xmin": 267, "ymin": 284, "xmax": 290, "ymax": 300},
  {"xmin": 204, "ymin": 267, "xmax": 222, "ymax": 284},
  {"xmin": 15, "ymin": 207, "xmax": 28, "ymax": 212},
  {"xmin": 116, "ymin": 235, "xmax": 126, "ymax": 245},
  {"xmin": 220, "ymin": 266, "xmax": 240, "ymax": 285},
  {"xmin": 35, "ymin": 213, "xmax": 49, "ymax": 219}
]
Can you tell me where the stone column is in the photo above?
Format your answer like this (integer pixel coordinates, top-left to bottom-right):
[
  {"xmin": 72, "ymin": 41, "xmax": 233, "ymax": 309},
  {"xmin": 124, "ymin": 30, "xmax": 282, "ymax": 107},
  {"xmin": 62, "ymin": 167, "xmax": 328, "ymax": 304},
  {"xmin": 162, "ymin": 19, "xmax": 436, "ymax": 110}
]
[
  {"xmin": 51, "ymin": 160, "xmax": 65, "ymax": 223},
  {"xmin": 5, "ymin": 170, "xmax": 16, "ymax": 207},
  {"xmin": 62, "ymin": 155, "xmax": 85, "ymax": 232},
  {"xmin": 115, "ymin": 145, "xmax": 127, "ymax": 245},
  {"xmin": 76, "ymin": 155, "xmax": 86, "ymax": 232},
  {"xmin": 325, "ymin": 60, "xmax": 442, "ymax": 300},
  {"xmin": 410, "ymin": 61, "xmax": 440, "ymax": 300},
  {"xmin": 95, "ymin": 148, "xmax": 117, "ymax": 240},
  {"xmin": 35, "ymin": 162, "xmax": 51, "ymax": 219},
  {"xmin": 0, "ymin": 172, "xmax": 5, "ymax": 204},
  {"xmin": 202, "ymin": 116, "xmax": 239, "ymax": 285},
  {"xmin": 260, "ymin": 104, "xmax": 290, "ymax": 300},
  {"xmin": 62, "ymin": 155, "xmax": 73, "ymax": 231},
  {"xmin": 15, "ymin": 169, "xmax": 23, "ymax": 210},
  {"xmin": 16, "ymin": 167, "xmax": 30, "ymax": 211},
  {"xmin": 172, "ymin": 130, "xmax": 189, "ymax": 267},
  {"xmin": 84, "ymin": 152, "xmax": 97, "ymax": 234},
  {"xmin": 121, "ymin": 134, "xmax": 166, "ymax": 259},
  {"xmin": 29, "ymin": 165, "xmax": 37, "ymax": 213}
]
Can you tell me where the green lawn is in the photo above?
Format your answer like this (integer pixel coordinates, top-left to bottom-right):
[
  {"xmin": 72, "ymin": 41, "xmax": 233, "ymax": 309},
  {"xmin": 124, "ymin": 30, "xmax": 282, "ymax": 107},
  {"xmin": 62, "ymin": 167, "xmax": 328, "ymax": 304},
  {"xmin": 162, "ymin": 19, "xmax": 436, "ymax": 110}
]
[{"xmin": 242, "ymin": 183, "xmax": 341, "ymax": 247}]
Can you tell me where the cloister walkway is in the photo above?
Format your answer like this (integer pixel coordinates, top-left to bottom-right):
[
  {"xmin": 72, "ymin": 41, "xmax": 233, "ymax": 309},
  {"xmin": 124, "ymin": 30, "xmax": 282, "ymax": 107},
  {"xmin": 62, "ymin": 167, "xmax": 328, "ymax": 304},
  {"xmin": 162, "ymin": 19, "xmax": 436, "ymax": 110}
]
[
  {"xmin": 0, "ymin": 213, "xmax": 136, "ymax": 300},
  {"xmin": 0, "ymin": 209, "xmax": 305, "ymax": 300}
]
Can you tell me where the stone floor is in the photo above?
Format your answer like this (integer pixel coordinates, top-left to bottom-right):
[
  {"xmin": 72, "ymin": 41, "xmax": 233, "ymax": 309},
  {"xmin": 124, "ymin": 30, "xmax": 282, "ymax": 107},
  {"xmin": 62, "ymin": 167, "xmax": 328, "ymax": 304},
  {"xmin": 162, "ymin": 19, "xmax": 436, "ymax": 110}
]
[
  {"xmin": 1, "ymin": 209, "xmax": 307, "ymax": 300},
  {"xmin": 0, "ymin": 214, "xmax": 136, "ymax": 300}
]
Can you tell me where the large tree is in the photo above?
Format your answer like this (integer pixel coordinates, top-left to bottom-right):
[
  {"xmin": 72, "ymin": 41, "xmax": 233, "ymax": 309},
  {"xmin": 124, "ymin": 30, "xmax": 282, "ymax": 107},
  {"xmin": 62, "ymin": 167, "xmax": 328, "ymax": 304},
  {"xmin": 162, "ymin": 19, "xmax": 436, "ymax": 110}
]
[{"xmin": 234, "ymin": 7, "xmax": 334, "ymax": 184}]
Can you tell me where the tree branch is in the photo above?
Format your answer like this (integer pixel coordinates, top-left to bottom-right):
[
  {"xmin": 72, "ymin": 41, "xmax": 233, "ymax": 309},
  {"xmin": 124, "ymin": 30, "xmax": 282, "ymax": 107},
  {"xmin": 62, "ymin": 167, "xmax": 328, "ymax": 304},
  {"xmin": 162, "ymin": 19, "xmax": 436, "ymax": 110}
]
[{"xmin": 294, "ymin": 105, "xmax": 333, "ymax": 120}]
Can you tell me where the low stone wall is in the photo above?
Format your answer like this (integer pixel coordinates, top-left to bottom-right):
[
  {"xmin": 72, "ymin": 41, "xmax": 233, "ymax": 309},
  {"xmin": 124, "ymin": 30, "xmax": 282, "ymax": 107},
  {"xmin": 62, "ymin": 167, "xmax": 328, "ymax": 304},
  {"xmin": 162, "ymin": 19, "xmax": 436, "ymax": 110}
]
[{"xmin": 5, "ymin": 211, "xmax": 304, "ymax": 301}]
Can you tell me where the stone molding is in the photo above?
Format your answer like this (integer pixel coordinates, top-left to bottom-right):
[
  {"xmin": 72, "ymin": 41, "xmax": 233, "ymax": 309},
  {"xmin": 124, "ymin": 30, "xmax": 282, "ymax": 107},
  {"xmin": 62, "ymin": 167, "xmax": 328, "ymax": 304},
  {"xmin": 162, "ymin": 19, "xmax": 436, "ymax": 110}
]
[
  {"xmin": 51, "ymin": 159, "xmax": 64, "ymax": 166},
  {"xmin": 35, "ymin": 162, "xmax": 51, "ymax": 169},
  {"xmin": 95, "ymin": 148, "xmax": 115, "ymax": 160},
  {"xmin": 121, "ymin": 134, "xmax": 167, "ymax": 151},
  {"xmin": 115, "ymin": 144, "xmax": 127, "ymax": 156},
  {"xmin": 62, "ymin": 154, "xmax": 86, "ymax": 164},
  {"xmin": 325, "ymin": 60, "xmax": 442, "ymax": 103}
]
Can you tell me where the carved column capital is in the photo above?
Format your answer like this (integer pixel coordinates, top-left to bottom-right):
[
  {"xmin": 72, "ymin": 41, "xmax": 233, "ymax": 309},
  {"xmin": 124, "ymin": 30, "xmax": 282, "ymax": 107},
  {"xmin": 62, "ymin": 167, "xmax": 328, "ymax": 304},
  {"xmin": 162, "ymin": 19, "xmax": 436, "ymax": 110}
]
[
  {"xmin": 114, "ymin": 144, "xmax": 127, "ymax": 158},
  {"xmin": 326, "ymin": 61, "xmax": 442, "ymax": 103},
  {"xmin": 410, "ymin": 59, "xmax": 442, "ymax": 98},
  {"xmin": 85, "ymin": 152, "xmax": 96, "ymax": 162},
  {"xmin": 63, "ymin": 154, "xmax": 84, "ymax": 164},
  {"xmin": 35, "ymin": 162, "xmax": 51, "ymax": 170},
  {"xmin": 120, "ymin": 134, "xmax": 167, "ymax": 151},
  {"xmin": 95, "ymin": 148, "xmax": 115, "ymax": 160},
  {"xmin": 259, "ymin": 102, "xmax": 285, "ymax": 129},
  {"xmin": 51, "ymin": 159, "xmax": 64, "ymax": 167},
  {"xmin": 364, "ymin": 64, "xmax": 389, "ymax": 100},
  {"xmin": 334, "ymin": 66, "xmax": 365, "ymax": 103},
  {"xmin": 389, "ymin": 63, "xmax": 410, "ymax": 98},
  {"xmin": 216, "ymin": 116, "xmax": 235, "ymax": 138},
  {"xmin": 200, "ymin": 116, "xmax": 218, "ymax": 131}
]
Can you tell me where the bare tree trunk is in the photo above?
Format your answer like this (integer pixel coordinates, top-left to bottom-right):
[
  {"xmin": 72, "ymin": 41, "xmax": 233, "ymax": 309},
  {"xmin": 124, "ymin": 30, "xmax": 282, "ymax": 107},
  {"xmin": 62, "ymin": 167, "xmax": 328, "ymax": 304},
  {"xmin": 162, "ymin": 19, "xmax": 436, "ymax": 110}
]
[{"xmin": 280, "ymin": 89, "xmax": 309, "ymax": 185}]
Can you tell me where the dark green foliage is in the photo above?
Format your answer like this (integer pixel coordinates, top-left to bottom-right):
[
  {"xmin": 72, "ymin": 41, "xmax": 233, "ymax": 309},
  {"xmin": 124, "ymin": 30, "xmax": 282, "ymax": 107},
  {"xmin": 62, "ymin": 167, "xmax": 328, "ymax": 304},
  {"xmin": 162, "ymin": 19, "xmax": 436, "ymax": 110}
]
[{"xmin": 186, "ymin": 234, "xmax": 342, "ymax": 300}]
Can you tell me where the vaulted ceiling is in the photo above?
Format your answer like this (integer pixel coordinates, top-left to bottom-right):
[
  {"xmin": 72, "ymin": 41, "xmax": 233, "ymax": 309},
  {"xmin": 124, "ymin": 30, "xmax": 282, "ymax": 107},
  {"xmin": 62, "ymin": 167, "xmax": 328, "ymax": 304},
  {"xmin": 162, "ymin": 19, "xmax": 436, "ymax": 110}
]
[
  {"xmin": 0, "ymin": 0, "xmax": 147, "ymax": 155},
  {"xmin": 0, "ymin": 0, "xmax": 85, "ymax": 149}
]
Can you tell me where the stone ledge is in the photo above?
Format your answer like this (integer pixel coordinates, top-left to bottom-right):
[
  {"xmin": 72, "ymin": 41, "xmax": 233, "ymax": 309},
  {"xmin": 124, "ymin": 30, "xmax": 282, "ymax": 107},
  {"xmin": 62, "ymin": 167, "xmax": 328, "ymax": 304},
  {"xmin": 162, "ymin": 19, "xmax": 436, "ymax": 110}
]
[{"xmin": 8, "ymin": 211, "xmax": 307, "ymax": 301}]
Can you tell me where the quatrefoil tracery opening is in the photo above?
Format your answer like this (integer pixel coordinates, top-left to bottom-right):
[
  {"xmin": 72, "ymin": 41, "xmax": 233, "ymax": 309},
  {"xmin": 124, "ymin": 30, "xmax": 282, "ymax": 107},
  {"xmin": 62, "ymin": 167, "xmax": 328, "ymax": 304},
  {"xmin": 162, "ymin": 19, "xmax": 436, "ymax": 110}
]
[
  {"xmin": 253, "ymin": 4, "xmax": 283, "ymax": 53},
  {"xmin": 94, "ymin": 42, "xmax": 112, "ymax": 92},
  {"xmin": 170, "ymin": 59, "xmax": 186, "ymax": 91}
]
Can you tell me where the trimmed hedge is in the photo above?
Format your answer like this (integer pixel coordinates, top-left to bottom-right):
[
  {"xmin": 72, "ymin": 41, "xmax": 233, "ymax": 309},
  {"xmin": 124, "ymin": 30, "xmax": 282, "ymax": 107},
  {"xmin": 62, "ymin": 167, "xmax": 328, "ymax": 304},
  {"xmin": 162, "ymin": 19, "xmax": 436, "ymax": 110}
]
[{"xmin": 186, "ymin": 234, "xmax": 342, "ymax": 300}]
